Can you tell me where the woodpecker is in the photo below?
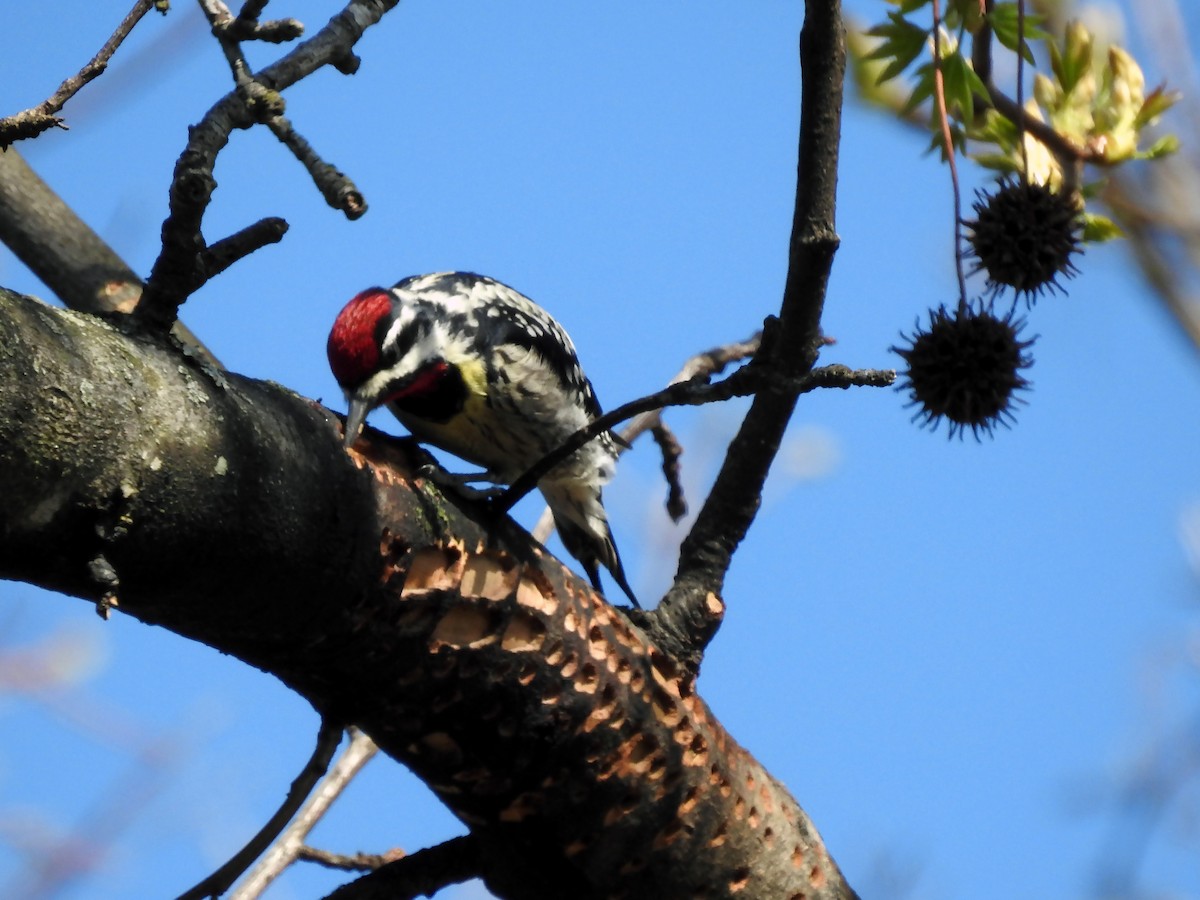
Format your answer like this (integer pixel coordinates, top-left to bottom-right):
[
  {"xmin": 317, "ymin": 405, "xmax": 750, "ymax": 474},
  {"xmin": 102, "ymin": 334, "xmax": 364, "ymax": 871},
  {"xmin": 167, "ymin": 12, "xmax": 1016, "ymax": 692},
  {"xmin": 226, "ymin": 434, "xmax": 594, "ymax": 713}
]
[{"xmin": 327, "ymin": 272, "xmax": 638, "ymax": 606}]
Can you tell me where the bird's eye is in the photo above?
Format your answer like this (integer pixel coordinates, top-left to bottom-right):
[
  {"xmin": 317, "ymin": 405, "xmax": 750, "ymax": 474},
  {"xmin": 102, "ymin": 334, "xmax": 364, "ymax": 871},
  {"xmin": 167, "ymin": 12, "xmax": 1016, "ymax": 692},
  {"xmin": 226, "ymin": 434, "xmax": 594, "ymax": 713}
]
[{"xmin": 381, "ymin": 319, "xmax": 421, "ymax": 367}]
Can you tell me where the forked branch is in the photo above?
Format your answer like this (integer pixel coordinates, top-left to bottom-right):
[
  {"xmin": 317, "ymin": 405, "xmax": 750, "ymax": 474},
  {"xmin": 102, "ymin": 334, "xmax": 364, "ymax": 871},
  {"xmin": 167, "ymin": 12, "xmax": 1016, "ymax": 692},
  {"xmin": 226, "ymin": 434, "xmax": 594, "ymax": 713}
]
[{"xmin": 135, "ymin": 0, "xmax": 399, "ymax": 329}]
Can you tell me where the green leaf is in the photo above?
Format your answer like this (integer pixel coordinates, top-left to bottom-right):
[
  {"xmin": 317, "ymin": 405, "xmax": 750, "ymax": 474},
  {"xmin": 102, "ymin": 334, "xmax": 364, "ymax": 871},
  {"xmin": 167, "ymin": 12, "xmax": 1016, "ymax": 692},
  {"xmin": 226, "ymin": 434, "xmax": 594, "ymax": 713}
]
[
  {"xmin": 865, "ymin": 12, "xmax": 931, "ymax": 84},
  {"xmin": 902, "ymin": 62, "xmax": 938, "ymax": 114},
  {"xmin": 987, "ymin": 3, "xmax": 1051, "ymax": 65},
  {"xmin": 1048, "ymin": 41, "xmax": 1066, "ymax": 87},
  {"xmin": 924, "ymin": 118, "xmax": 968, "ymax": 158},
  {"xmin": 972, "ymin": 108, "xmax": 1020, "ymax": 149},
  {"xmin": 1081, "ymin": 213, "xmax": 1123, "ymax": 242},
  {"xmin": 897, "ymin": 0, "xmax": 931, "ymax": 13},
  {"xmin": 1056, "ymin": 21, "xmax": 1093, "ymax": 95},
  {"xmin": 1134, "ymin": 86, "xmax": 1181, "ymax": 128},
  {"xmin": 970, "ymin": 152, "xmax": 1022, "ymax": 174},
  {"xmin": 940, "ymin": 50, "xmax": 988, "ymax": 121},
  {"xmin": 1136, "ymin": 133, "xmax": 1180, "ymax": 160}
]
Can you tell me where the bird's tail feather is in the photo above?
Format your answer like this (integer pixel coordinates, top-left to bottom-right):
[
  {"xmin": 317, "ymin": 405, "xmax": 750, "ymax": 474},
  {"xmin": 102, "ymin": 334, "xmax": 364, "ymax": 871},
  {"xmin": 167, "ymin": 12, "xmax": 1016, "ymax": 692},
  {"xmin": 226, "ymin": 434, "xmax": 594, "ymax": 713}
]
[{"xmin": 554, "ymin": 513, "xmax": 638, "ymax": 608}]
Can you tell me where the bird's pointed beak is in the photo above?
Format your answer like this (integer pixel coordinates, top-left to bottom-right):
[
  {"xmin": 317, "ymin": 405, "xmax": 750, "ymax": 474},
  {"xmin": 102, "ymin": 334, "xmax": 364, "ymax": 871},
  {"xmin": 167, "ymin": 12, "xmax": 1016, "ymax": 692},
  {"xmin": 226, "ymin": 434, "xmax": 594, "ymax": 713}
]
[{"xmin": 342, "ymin": 397, "xmax": 370, "ymax": 449}]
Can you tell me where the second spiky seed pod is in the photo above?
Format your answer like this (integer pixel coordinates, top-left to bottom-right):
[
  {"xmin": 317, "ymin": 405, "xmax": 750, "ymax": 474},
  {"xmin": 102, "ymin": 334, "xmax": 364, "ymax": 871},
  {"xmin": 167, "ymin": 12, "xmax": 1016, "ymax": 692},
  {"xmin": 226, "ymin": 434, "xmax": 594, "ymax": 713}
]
[
  {"xmin": 892, "ymin": 302, "xmax": 1035, "ymax": 439},
  {"xmin": 965, "ymin": 178, "xmax": 1083, "ymax": 303}
]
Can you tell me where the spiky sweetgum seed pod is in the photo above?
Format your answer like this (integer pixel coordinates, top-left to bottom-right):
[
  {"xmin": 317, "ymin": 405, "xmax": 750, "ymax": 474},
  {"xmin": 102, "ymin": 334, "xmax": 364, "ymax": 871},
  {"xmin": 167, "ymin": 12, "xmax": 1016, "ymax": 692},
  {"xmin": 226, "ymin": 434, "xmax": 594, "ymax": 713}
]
[
  {"xmin": 892, "ymin": 303, "xmax": 1035, "ymax": 439},
  {"xmin": 965, "ymin": 178, "xmax": 1082, "ymax": 303}
]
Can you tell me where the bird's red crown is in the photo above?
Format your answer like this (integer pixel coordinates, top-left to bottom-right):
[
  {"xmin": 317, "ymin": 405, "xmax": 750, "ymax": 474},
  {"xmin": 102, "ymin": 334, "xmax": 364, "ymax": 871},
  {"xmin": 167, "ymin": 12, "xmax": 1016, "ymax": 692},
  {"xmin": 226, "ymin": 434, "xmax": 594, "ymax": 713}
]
[{"xmin": 326, "ymin": 288, "xmax": 394, "ymax": 389}]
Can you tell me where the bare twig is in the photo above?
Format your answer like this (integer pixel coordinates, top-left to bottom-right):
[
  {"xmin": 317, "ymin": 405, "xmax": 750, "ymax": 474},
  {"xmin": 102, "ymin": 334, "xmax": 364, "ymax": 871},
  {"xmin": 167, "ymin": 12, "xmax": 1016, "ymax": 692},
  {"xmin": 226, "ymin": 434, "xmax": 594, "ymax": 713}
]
[
  {"xmin": 296, "ymin": 846, "xmax": 405, "ymax": 872},
  {"xmin": 519, "ymin": 331, "xmax": 763, "ymax": 537},
  {"xmin": 202, "ymin": 217, "xmax": 290, "ymax": 279},
  {"xmin": 238, "ymin": 0, "xmax": 271, "ymax": 22},
  {"xmin": 219, "ymin": 14, "xmax": 304, "ymax": 44},
  {"xmin": 136, "ymin": 0, "xmax": 400, "ymax": 329},
  {"xmin": 931, "ymin": 0, "xmax": 970, "ymax": 308},
  {"xmin": 531, "ymin": 331, "xmax": 763, "ymax": 544},
  {"xmin": 264, "ymin": 117, "xmax": 367, "ymax": 218},
  {"xmin": 198, "ymin": 0, "xmax": 253, "ymax": 78},
  {"xmin": 177, "ymin": 718, "xmax": 346, "ymax": 900},
  {"xmin": 494, "ymin": 362, "xmax": 893, "ymax": 517},
  {"xmin": 669, "ymin": 332, "xmax": 763, "ymax": 383},
  {"xmin": 322, "ymin": 835, "xmax": 481, "ymax": 900},
  {"xmin": 0, "ymin": 0, "xmax": 161, "ymax": 148},
  {"xmin": 616, "ymin": 331, "xmax": 764, "ymax": 525},
  {"xmin": 229, "ymin": 729, "xmax": 379, "ymax": 900},
  {"xmin": 199, "ymin": 0, "xmax": 303, "ymax": 45},
  {"xmin": 622, "ymin": 330, "xmax": 763, "ymax": 445},
  {"xmin": 650, "ymin": 421, "xmax": 688, "ymax": 521}
]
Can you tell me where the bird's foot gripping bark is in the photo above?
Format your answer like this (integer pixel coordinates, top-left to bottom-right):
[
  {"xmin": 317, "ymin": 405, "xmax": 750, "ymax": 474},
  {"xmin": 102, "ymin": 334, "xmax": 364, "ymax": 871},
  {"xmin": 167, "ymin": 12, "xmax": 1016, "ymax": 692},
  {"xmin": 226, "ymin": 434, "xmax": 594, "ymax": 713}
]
[{"xmin": 415, "ymin": 463, "xmax": 506, "ymax": 502}]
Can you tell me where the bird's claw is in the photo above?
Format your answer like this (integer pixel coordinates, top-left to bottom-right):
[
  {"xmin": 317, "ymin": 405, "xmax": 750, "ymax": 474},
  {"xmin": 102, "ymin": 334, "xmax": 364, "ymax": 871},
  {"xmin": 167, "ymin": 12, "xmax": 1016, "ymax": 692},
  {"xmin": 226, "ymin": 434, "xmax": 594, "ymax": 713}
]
[{"xmin": 416, "ymin": 464, "xmax": 505, "ymax": 501}]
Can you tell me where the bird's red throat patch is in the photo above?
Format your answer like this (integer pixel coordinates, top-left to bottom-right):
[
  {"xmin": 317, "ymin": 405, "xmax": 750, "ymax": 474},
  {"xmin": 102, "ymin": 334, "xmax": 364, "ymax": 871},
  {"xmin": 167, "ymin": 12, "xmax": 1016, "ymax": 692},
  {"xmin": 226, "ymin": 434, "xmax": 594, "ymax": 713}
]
[
  {"xmin": 327, "ymin": 288, "xmax": 393, "ymax": 389},
  {"xmin": 387, "ymin": 360, "xmax": 449, "ymax": 402}
]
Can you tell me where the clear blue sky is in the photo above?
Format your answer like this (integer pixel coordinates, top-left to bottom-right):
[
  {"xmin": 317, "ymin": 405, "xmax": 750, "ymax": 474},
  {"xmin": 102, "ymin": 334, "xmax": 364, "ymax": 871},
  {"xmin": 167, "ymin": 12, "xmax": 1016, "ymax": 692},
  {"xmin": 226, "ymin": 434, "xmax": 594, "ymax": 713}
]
[{"xmin": 2, "ymin": 2, "xmax": 1198, "ymax": 898}]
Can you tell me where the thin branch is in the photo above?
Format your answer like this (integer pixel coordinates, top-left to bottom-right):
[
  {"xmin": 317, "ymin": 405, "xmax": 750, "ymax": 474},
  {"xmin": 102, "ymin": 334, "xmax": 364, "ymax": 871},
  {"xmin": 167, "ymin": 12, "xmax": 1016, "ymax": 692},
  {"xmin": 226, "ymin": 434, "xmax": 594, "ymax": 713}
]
[
  {"xmin": 493, "ymin": 371, "xmax": 745, "ymax": 515},
  {"xmin": 229, "ymin": 729, "xmax": 379, "ymax": 900},
  {"xmin": 971, "ymin": 2, "xmax": 1090, "ymax": 182},
  {"xmin": 264, "ymin": 116, "xmax": 367, "ymax": 218},
  {"xmin": 199, "ymin": 0, "xmax": 303, "ymax": 49},
  {"xmin": 629, "ymin": 331, "xmax": 764, "ymax": 523},
  {"xmin": 322, "ymin": 835, "xmax": 482, "ymax": 900},
  {"xmin": 930, "ymin": 0, "xmax": 969, "ymax": 307},
  {"xmin": 493, "ymin": 362, "xmax": 893, "ymax": 517},
  {"xmin": 650, "ymin": 0, "xmax": 848, "ymax": 669},
  {"xmin": 136, "ymin": 0, "xmax": 400, "ymax": 329},
  {"xmin": 198, "ymin": 0, "xmax": 256, "ymax": 81},
  {"xmin": 530, "ymin": 332, "xmax": 763, "ymax": 545},
  {"xmin": 296, "ymin": 846, "xmax": 405, "ymax": 873},
  {"xmin": 238, "ymin": 0, "xmax": 271, "ymax": 21},
  {"xmin": 621, "ymin": 330, "xmax": 763, "ymax": 445},
  {"xmin": 650, "ymin": 421, "xmax": 688, "ymax": 522},
  {"xmin": 219, "ymin": 16, "xmax": 305, "ymax": 44},
  {"xmin": 200, "ymin": 0, "xmax": 364, "ymax": 216},
  {"xmin": 177, "ymin": 718, "xmax": 345, "ymax": 900},
  {"xmin": 500, "ymin": 332, "xmax": 762, "ymax": 517},
  {"xmin": 0, "ymin": 0, "xmax": 160, "ymax": 148},
  {"xmin": 202, "ymin": 217, "xmax": 290, "ymax": 279},
  {"xmin": 660, "ymin": 331, "xmax": 764, "ymax": 386}
]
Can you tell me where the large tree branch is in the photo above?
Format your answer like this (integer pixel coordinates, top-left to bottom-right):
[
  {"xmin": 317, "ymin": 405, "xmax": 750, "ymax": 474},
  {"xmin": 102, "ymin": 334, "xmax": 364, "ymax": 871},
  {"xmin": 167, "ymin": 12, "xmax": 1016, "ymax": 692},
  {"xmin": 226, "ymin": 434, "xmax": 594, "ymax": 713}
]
[
  {"xmin": 0, "ymin": 149, "xmax": 142, "ymax": 315},
  {"xmin": 0, "ymin": 288, "xmax": 857, "ymax": 900}
]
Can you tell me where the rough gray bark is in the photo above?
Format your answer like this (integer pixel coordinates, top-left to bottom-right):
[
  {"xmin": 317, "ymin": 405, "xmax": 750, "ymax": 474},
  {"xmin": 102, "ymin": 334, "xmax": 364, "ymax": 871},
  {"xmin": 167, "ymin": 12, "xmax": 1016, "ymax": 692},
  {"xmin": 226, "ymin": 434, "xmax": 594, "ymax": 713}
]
[{"xmin": 0, "ymin": 288, "xmax": 857, "ymax": 899}]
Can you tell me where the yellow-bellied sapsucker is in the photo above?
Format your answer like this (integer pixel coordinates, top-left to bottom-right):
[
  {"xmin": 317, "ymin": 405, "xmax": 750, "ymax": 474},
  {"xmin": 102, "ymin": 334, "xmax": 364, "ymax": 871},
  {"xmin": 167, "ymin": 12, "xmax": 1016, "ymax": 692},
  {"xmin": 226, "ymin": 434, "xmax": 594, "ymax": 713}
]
[{"xmin": 327, "ymin": 271, "xmax": 637, "ymax": 606}]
